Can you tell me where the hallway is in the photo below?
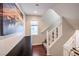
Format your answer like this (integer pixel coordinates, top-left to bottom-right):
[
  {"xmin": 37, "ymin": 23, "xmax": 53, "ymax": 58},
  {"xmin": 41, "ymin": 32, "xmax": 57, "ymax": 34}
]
[{"xmin": 0, "ymin": 3, "xmax": 79, "ymax": 56}]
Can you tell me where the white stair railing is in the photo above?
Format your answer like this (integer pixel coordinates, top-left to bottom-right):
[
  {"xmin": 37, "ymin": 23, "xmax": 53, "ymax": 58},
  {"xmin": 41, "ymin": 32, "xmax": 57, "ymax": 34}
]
[
  {"xmin": 41, "ymin": 9, "xmax": 62, "ymax": 55},
  {"xmin": 46, "ymin": 21, "xmax": 62, "ymax": 55}
]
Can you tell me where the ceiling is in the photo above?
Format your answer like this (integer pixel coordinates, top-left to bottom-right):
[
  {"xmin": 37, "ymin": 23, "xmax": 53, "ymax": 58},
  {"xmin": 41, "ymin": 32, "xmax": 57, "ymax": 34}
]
[
  {"xmin": 19, "ymin": 3, "xmax": 56, "ymax": 16},
  {"xmin": 19, "ymin": 3, "xmax": 79, "ymax": 29}
]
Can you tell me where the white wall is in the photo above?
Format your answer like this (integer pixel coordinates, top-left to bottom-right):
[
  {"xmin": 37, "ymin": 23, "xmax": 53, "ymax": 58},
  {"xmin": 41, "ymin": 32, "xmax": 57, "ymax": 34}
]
[
  {"xmin": 0, "ymin": 33, "xmax": 24, "ymax": 56},
  {"xmin": 42, "ymin": 9, "xmax": 61, "ymax": 32}
]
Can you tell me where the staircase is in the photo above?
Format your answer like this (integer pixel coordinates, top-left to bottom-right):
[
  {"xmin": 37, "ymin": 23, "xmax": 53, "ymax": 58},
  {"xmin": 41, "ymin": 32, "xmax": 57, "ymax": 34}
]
[
  {"xmin": 42, "ymin": 20, "xmax": 62, "ymax": 55},
  {"xmin": 42, "ymin": 39, "xmax": 47, "ymax": 48},
  {"xmin": 41, "ymin": 9, "xmax": 62, "ymax": 55},
  {"xmin": 42, "ymin": 9, "xmax": 75, "ymax": 56}
]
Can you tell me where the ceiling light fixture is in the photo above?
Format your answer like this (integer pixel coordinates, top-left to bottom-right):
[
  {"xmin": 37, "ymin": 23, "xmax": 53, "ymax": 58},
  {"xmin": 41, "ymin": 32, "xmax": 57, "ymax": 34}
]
[
  {"xmin": 34, "ymin": 11, "xmax": 38, "ymax": 14},
  {"xmin": 33, "ymin": 4, "xmax": 39, "ymax": 14}
]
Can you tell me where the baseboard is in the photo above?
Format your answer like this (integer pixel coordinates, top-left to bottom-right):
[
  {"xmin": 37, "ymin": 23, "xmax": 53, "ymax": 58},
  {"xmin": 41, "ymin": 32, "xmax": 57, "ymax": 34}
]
[{"xmin": 32, "ymin": 42, "xmax": 42, "ymax": 46}]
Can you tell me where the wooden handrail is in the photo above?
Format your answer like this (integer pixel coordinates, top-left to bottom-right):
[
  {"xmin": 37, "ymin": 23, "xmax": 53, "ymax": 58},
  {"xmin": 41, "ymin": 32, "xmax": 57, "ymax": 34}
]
[{"xmin": 69, "ymin": 48, "xmax": 79, "ymax": 56}]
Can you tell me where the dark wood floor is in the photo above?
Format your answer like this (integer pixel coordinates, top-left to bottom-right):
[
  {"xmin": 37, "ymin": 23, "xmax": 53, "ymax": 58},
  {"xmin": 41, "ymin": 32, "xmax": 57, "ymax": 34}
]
[{"xmin": 32, "ymin": 45, "xmax": 47, "ymax": 56}]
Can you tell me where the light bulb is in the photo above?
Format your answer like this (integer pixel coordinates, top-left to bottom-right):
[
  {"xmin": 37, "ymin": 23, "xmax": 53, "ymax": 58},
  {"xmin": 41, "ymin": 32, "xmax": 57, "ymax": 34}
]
[{"xmin": 34, "ymin": 11, "xmax": 38, "ymax": 14}]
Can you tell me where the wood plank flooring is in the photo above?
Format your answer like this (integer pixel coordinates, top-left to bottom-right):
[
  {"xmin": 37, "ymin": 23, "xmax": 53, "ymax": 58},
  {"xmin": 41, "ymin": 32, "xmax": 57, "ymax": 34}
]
[{"xmin": 32, "ymin": 45, "xmax": 46, "ymax": 56}]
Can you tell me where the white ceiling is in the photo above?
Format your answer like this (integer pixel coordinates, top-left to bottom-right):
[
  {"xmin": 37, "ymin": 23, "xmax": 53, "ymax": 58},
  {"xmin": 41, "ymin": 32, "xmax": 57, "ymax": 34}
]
[
  {"xmin": 19, "ymin": 3, "xmax": 56, "ymax": 16},
  {"xmin": 19, "ymin": 3, "xmax": 79, "ymax": 29}
]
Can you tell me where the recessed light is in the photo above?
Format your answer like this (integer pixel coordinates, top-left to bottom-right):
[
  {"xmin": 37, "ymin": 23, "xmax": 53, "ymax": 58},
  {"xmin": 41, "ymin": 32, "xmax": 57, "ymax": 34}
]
[{"xmin": 34, "ymin": 11, "xmax": 38, "ymax": 14}]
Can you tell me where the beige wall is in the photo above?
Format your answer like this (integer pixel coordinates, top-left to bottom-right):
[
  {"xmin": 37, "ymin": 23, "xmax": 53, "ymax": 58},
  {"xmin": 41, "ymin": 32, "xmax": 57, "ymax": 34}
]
[
  {"xmin": 49, "ymin": 19, "xmax": 75, "ymax": 56},
  {"xmin": 25, "ymin": 15, "xmax": 48, "ymax": 36},
  {"xmin": 25, "ymin": 15, "xmax": 48, "ymax": 45},
  {"xmin": 52, "ymin": 4, "xmax": 79, "ymax": 29}
]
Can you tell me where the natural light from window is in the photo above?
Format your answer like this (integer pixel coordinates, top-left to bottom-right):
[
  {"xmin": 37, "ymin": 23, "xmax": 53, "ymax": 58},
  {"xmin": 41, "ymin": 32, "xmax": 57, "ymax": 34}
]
[{"xmin": 31, "ymin": 21, "xmax": 38, "ymax": 35}]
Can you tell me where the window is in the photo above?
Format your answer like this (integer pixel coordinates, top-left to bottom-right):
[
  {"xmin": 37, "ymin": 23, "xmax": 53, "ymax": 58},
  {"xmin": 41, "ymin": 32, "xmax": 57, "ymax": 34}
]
[{"xmin": 31, "ymin": 21, "xmax": 38, "ymax": 35}]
